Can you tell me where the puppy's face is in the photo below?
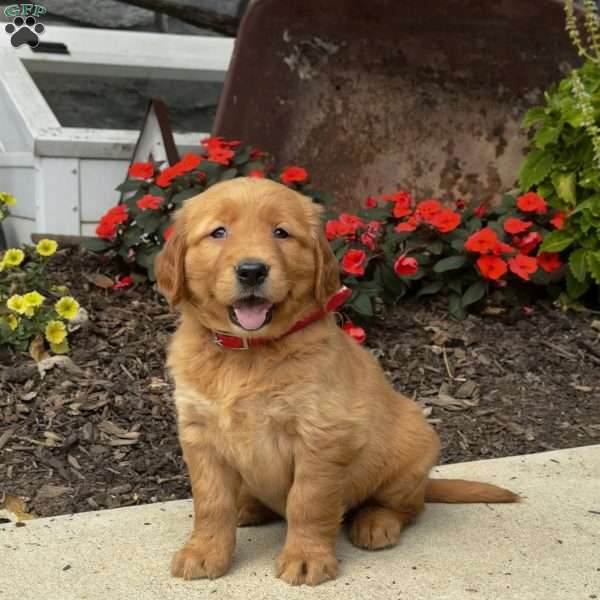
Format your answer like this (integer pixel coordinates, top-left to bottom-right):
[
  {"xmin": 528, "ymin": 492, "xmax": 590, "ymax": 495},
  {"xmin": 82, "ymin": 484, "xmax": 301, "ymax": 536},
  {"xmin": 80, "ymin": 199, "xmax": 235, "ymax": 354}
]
[{"xmin": 155, "ymin": 178, "xmax": 339, "ymax": 337}]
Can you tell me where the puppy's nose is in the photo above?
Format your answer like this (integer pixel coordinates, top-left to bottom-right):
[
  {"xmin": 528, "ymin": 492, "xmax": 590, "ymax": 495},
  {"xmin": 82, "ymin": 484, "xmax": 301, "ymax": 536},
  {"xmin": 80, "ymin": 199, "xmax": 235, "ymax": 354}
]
[{"xmin": 235, "ymin": 261, "xmax": 269, "ymax": 287}]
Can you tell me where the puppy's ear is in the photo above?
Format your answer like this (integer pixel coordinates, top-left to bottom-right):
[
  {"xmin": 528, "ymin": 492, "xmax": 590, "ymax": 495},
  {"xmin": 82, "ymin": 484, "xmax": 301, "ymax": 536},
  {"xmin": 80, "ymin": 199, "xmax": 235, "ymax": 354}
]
[
  {"xmin": 155, "ymin": 219, "xmax": 187, "ymax": 307},
  {"xmin": 314, "ymin": 224, "xmax": 341, "ymax": 308}
]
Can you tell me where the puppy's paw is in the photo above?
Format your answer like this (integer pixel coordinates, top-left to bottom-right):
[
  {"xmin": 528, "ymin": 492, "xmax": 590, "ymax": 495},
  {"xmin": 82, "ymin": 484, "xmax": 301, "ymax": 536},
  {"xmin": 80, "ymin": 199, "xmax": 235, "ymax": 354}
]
[
  {"xmin": 171, "ymin": 541, "xmax": 232, "ymax": 580},
  {"xmin": 276, "ymin": 548, "xmax": 338, "ymax": 586},
  {"xmin": 349, "ymin": 506, "xmax": 403, "ymax": 550}
]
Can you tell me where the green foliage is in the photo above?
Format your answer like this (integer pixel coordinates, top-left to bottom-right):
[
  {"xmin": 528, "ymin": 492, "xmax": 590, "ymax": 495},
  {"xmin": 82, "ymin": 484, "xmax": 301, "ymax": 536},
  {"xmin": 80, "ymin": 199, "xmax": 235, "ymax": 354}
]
[{"xmin": 519, "ymin": 1, "xmax": 600, "ymax": 302}]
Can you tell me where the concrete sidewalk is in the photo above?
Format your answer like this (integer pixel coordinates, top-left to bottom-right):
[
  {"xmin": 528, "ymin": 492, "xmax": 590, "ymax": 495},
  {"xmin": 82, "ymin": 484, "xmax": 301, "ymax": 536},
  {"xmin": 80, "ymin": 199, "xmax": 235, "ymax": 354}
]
[{"xmin": 1, "ymin": 446, "xmax": 599, "ymax": 600}]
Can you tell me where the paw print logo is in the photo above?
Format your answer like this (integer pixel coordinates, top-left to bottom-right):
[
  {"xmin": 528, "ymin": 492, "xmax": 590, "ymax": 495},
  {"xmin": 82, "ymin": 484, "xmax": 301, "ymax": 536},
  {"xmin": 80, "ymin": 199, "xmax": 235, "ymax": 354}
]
[{"xmin": 5, "ymin": 16, "xmax": 45, "ymax": 49}]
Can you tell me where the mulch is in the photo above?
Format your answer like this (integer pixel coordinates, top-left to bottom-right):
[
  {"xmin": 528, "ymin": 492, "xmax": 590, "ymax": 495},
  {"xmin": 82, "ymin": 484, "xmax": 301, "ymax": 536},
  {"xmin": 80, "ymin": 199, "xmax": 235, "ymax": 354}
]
[{"xmin": 1, "ymin": 247, "xmax": 599, "ymax": 518}]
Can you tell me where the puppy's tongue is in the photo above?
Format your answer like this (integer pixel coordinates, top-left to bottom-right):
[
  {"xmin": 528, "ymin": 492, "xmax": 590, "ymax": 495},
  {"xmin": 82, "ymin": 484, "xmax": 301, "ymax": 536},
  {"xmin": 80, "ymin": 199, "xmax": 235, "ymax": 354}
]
[{"xmin": 233, "ymin": 300, "xmax": 272, "ymax": 330}]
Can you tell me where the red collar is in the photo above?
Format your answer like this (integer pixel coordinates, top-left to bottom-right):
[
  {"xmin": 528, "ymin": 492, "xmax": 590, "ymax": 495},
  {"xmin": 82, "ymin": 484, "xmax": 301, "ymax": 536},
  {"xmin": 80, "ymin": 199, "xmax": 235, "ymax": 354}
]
[{"xmin": 212, "ymin": 286, "xmax": 352, "ymax": 350}]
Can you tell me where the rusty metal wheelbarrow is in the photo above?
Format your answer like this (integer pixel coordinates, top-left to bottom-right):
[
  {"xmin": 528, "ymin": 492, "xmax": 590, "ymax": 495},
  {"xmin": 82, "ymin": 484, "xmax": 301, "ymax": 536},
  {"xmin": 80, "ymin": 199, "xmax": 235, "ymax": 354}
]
[{"xmin": 214, "ymin": 0, "xmax": 580, "ymax": 210}]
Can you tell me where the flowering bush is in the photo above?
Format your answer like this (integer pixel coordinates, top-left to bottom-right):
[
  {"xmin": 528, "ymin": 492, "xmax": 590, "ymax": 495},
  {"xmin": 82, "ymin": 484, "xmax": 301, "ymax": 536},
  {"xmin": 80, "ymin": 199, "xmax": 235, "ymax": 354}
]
[
  {"xmin": 1, "ymin": 237, "xmax": 81, "ymax": 356},
  {"xmin": 518, "ymin": 0, "xmax": 600, "ymax": 301},
  {"xmin": 85, "ymin": 137, "xmax": 330, "ymax": 280},
  {"xmin": 328, "ymin": 191, "xmax": 566, "ymax": 319}
]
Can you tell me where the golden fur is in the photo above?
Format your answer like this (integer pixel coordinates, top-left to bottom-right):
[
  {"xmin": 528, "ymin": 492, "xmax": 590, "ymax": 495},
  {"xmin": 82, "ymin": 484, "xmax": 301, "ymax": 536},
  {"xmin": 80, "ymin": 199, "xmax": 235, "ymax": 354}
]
[{"xmin": 155, "ymin": 178, "xmax": 518, "ymax": 586}]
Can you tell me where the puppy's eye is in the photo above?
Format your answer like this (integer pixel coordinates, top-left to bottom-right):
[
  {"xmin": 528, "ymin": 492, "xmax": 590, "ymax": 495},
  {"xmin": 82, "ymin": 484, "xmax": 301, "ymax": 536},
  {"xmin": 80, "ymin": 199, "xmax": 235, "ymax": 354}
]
[
  {"xmin": 273, "ymin": 227, "xmax": 289, "ymax": 239},
  {"xmin": 210, "ymin": 227, "xmax": 227, "ymax": 239}
]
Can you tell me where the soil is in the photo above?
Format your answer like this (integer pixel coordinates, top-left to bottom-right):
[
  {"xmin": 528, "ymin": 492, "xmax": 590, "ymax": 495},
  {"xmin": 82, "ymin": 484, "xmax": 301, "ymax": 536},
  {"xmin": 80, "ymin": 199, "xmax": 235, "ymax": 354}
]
[{"xmin": 1, "ymin": 247, "xmax": 599, "ymax": 518}]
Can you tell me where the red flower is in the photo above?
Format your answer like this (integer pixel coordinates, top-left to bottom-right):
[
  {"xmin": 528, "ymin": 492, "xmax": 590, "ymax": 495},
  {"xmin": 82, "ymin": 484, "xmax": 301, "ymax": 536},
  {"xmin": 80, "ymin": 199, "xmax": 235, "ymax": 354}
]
[
  {"xmin": 339, "ymin": 213, "xmax": 365, "ymax": 229},
  {"xmin": 248, "ymin": 169, "xmax": 265, "ymax": 178},
  {"xmin": 156, "ymin": 166, "xmax": 179, "ymax": 188},
  {"xmin": 537, "ymin": 252, "xmax": 563, "ymax": 273},
  {"xmin": 455, "ymin": 198, "xmax": 466, "ymax": 210},
  {"xmin": 128, "ymin": 161, "xmax": 154, "ymax": 180},
  {"xmin": 415, "ymin": 199, "xmax": 442, "ymax": 222},
  {"xmin": 514, "ymin": 231, "xmax": 542, "ymax": 255},
  {"xmin": 341, "ymin": 249, "xmax": 367, "ymax": 276},
  {"xmin": 113, "ymin": 275, "xmax": 134, "ymax": 290},
  {"xmin": 280, "ymin": 166, "xmax": 308, "ymax": 184},
  {"xmin": 476, "ymin": 255, "xmax": 507, "ymax": 280},
  {"xmin": 508, "ymin": 253, "xmax": 538, "ymax": 281},
  {"xmin": 523, "ymin": 306, "xmax": 535, "ymax": 316},
  {"xmin": 360, "ymin": 232, "xmax": 376, "ymax": 251},
  {"xmin": 104, "ymin": 204, "xmax": 128, "ymax": 225},
  {"xmin": 474, "ymin": 204, "xmax": 487, "ymax": 218},
  {"xmin": 550, "ymin": 211, "xmax": 566, "ymax": 229},
  {"xmin": 503, "ymin": 217, "xmax": 533, "ymax": 234},
  {"xmin": 392, "ymin": 203, "xmax": 412, "ymax": 219},
  {"xmin": 384, "ymin": 190, "xmax": 412, "ymax": 204},
  {"xmin": 342, "ymin": 320, "xmax": 366, "ymax": 344},
  {"xmin": 395, "ymin": 216, "xmax": 418, "ymax": 232},
  {"xmin": 464, "ymin": 228, "xmax": 498, "ymax": 254},
  {"xmin": 431, "ymin": 209, "xmax": 461, "ymax": 233},
  {"xmin": 492, "ymin": 241, "xmax": 517, "ymax": 256},
  {"xmin": 163, "ymin": 224, "xmax": 174, "ymax": 241},
  {"xmin": 365, "ymin": 196, "xmax": 378, "ymax": 208},
  {"xmin": 250, "ymin": 147, "xmax": 266, "ymax": 159},
  {"xmin": 174, "ymin": 153, "xmax": 202, "ymax": 175},
  {"xmin": 201, "ymin": 136, "xmax": 241, "ymax": 150},
  {"xmin": 517, "ymin": 192, "xmax": 547, "ymax": 214},
  {"xmin": 136, "ymin": 194, "xmax": 163, "ymax": 210},
  {"xmin": 367, "ymin": 220, "xmax": 381, "ymax": 234},
  {"xmin": 394, "ymin": 255, "xmax": 419, "ymax": 276},
  {"xmin": 325, "ymin": 220, "xmax": 353, "ymax": 240},
  {"xmin": 208, "ymin": 147, "xmax": 234, "ymax": 165},
  {"xmin": 96, "ymin": 220, "xmax": 117, "ymax": 240}
]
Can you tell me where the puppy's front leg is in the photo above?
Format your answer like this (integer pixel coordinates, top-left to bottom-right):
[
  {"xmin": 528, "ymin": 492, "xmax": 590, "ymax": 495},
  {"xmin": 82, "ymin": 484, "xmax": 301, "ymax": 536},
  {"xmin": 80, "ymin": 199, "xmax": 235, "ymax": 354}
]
[
  {"xmin": 172, "ymin": 441, "xmax": 240, "ymax": 580},
  {"xmin": 276, "ymin": 454, "xmax": 342, "ymax": 586}
]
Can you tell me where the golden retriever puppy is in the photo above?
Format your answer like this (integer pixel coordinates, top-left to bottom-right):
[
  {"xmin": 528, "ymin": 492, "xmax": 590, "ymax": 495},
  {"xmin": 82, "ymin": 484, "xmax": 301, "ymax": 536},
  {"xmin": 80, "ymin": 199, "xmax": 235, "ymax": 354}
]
[{"xmin": 155, "ymin": 177, "xmax": 518, "ymax": 587}]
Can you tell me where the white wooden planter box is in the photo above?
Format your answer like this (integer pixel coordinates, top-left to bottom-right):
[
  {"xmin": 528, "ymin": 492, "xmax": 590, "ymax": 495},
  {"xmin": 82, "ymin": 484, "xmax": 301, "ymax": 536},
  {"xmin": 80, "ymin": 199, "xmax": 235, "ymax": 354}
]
[{"xmin": 0, "ymin": 26, "xmax": 233, "ymax": 246}]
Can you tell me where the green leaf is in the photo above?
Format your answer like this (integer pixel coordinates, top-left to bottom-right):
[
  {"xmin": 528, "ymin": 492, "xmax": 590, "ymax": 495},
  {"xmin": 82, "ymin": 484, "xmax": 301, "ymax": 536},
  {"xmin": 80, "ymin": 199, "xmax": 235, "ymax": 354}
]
[
  {"xmin": 447, "ymin": 279, "xmax": 463, "ymax": 294},
  {"xmin": 522, "ymin": 107, "xmax": 547, "ymax": 128},
  {"xmin": 570, "ymin": 193, "xmax": 600, "ymax": 216},
  {"xmin": 462, "ymin": 280, "xmax": 487, "ymax": 307},
  {"xmin": 136, "ymin": 212, "xmax": 163, "ymax": 234},
  {"xmin": 116, "ymin": 179, "xmax": 144, "ymax": 193},
  {"xmin": 568, "ymin": 249, "xmax": 588, "ymax": 282},
  {"xmin": 533, "ymin": 125, "xmax": 560, "ymax": 148},
  {"xmin": 219, "ymin": 168, "xmax": 238, "ymax": 181},
  {"xmin": 380, "ymin": 264, "xmax": 407, "ymax": 296},
  {"xmin": 427, "ymin": 240, "xmax": 444, "ymax": 255},
  {"xmin": 172, "ymin": 188, "xmax": 200, "ymax": 206},
  {"xmin": 553, "ymin": 172, "xmax": 577, "ymax": 207},
  {"xmin": 433, "ymin": 255, "xmax": 467, "ymax": 273},
  {"xmin": 587, "ymin": 251, "xmax": 600, "ymax": 286},
  {"xmin": 566, "ymin": 270, "xmax": 590, "ymax": 299},
  {"xmin": 448, "ymin": 293, "xmax": 466, "ymax": 320},
  {"xmin": 350, "ymin": 293, "xmax": 374, "ymax": 316},
  {"xmin": 232, "ymin": 147, "xmax": 251, "ymax": 165},
  {"xmin": 80, "ymin": 237, "xmax": 112, "ymax": 252},
  {"xmin": 518, "ymin": 149, "xmax": 554, "ymax": 190},
  {"xmin": 539, "ymin": 230, "xmax": 576, "ymax": 253},
  {"xmin": 416, "ymin": 280, "xmax": 445, "ymax": 296}
]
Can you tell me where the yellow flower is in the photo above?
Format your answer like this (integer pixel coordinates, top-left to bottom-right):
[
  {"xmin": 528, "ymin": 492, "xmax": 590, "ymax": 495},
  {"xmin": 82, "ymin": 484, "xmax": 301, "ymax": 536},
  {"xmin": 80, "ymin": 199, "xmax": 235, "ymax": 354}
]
[
  {"xmin": 55, "ymin": 296, "xmax": 80, "ymax": 320},
  {"xmin": 45, "ymin": 320, "xmax": 67, "ymax": 345},
  {"xmin": 23, "ymin": 291, "xmax": 45, "ymax": 309},
  {"xmin": 7, "ymin": 294, "xmax": 27, "ymax": 315},
  {"xmin": 36, "ymin": 239, "xmax": 58, "ymax": 257},
  {"xmin": 50, "ymin": 339, "xmax": 69, "ymax": 354},
  {"xmin": 0, "ymin": 192, "xmax": 16, "ymax": 206},
  {"xmin": 4, "ymin": 314, "xmax": 19, "ymax": 330},
  {"xmin": 2, "ymin": 248, "xmax": 24, "ymax": 268}
]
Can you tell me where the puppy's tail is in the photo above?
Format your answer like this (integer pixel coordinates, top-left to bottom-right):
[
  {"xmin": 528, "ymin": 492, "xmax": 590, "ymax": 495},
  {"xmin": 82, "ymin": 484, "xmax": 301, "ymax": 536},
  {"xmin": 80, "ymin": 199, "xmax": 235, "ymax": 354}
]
[{"xmin": 425, "ymin": 478, "xmax": 520, "ymax": 504}]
